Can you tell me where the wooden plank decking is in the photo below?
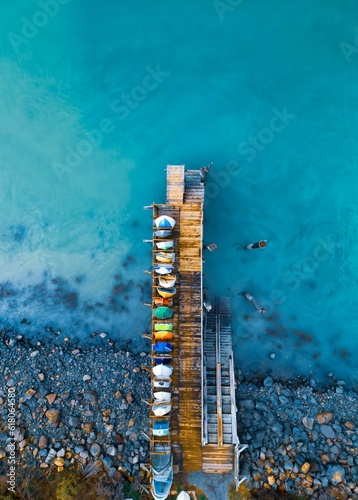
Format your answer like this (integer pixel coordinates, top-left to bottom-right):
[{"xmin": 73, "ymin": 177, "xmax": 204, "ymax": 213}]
[
  {"xmin": 148, "ymin": 165, "xmax": 246, "ymax": 487},
  {"xmin": 167, "ymin": 166, "xmax": 204, "ymax": 473}
]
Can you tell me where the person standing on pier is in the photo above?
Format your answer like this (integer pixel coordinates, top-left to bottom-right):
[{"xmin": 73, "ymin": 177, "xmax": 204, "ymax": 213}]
[{"xmin": 200, "ymin": 163, "xmax": 212, "ymax": 183}]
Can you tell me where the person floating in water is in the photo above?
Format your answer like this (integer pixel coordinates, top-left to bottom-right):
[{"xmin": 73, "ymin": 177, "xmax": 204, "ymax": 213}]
[
  {"xmin": 246, "ymin": 240, "xmax": 267, "ymax": 250},
  {"xmin": 244, "ymin": 292, "xmax": 266, "ymax": 313},
  {"xmin": 203, "ymin": 243, "xmax": 217, "ymax": 252}
]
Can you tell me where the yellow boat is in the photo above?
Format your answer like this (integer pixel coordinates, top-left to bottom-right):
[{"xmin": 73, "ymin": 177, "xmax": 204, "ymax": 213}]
[{"xmin": 157, "ymin": 287, "xmax": 176, "ymax": 298}]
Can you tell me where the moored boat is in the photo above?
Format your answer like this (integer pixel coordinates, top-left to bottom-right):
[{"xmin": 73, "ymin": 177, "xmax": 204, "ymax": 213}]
[
  {"xmin": 154, "ymin": 356, "xmax": 172, "ymax": 365},
  {"xmin": 154, "ymin": 331, "xmax": 173, "ymax": 341},
  {"xmin": 152, "ymin": 402, "xmax": 171, "ymax": 416},
  {"xmin": 157, "ymin": 287, "xmax": 176, "ymax": 299},
  {"xmin": 156, "ymin": 240, "xmax": 174, "ymax": 250},
  {"xmin": 153, "ymin": 343, "xmax": 173, "ymax": 355},
  {"xmin": 152, "ymin": 419, "xmax": 170, "ymax": 436},
  {"xmin": 154, "ymin": 264, "xmax": 173, "ymax": 275},
  {"xmin": 153, "ymin": 306, "xmax": 173, "ymax": 319},
  {"xmin": 153, "ymin": 342, "xmax": 173, "ymax": 354},
  {"xmin": 154, "ymin": 297, "xmax": 173, "ymax": 307},
  {"xmin": 151, "ymin": 467, "xmax": 173, "ymax": 500},
  {"xmin": 151, "ymin": 443, "xmax": 172, "ymax": 480},
  {"xmin": 152, "ymin": 365, "xmax": 173, "ymax": 377},
  {"xmin": 156, "ymin": 252, "xmax": 175, "ymax": 263},
  {"xmin": 159, "ymin": 275, "xmax": 177, "ymax": 288},
  {"xmin": 153, "ymin": 391, "xmax": 171, "ymax": 402},
  {"xmin": 154, "ymin": 323, "xmax": 174, "ymax": 331},
  {"xmin": 154, "ymin": 215, "xmax": 176, "ymax": 229},
  {"xmin": 153, "ymin": 229, "xmax": 172, "ymax": 238},
  {"xmin": 152, "ymin": 378, "xmax": 171, "ymax": 389}
]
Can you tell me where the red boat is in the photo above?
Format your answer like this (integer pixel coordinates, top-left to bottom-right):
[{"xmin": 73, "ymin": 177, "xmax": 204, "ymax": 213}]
[{"xmin": 154, "ymin": 297, "xmax": 173, "ymax": 307}]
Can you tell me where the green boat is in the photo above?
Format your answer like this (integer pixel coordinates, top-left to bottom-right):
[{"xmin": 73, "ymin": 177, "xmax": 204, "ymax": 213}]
[
  {"xmin": 153, "ymin": 306, "xmax": 173, "ymax": 319},
  {"xmin": 154, "ymin": 323, "xmax": 174, "ymax": 332}
]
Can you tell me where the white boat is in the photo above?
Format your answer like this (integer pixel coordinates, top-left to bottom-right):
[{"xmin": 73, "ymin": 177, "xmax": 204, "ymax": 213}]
[
  {"xmin": 154, "ymin": 215, "xmax": 176, "ymax": 229},
  {"xmin": 154, "ymin": 230, "xmax": 172, "ymax": 238},
  {"xmin": 153, "ymin": 391, "xmax": 171, "ymax": 402},
  {"xmin": 156, "ymin": 240, "xmax": 174, "ymax": 250},
  {"xmin": 177, "ymin": 492, "xmax": 191, "ymax": 500},
  {"xmin": 154, "ymin": 264, "xmax": 173, "ymax": 275},
  {"xmin": 159, "ymin": 275, "xmax": 177, "ymax": 288},
  {"xmin": 152, "ymin": 403, "xmax": 171, "ymax": 416},
  {"xmin": 152, "ymin": 378, "xmax": 171, "ymax": 389},
  {"xmin": 152, "ymin": 365, "xmax": 173, "ymax": 377}
]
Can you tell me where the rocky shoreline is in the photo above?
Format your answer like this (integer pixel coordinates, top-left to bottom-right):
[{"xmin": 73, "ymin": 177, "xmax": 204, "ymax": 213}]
[
  {"xmin": 1, "ymin": 330, "xmax": 358, "ymax": 499},
  {"xmin": 236, "ymin": 371, "xmax": 358, "ymax": 499},
  {"xmin": 0, "ymin": 331, "xmax": 151, "ymax": 485}
]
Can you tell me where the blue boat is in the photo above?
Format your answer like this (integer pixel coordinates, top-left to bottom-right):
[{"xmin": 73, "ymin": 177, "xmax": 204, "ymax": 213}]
[
  {"xmin": 154, "ymin": 264, "xmax": 173, "ymax": 275},
  {"xmin": 152, "ymin": 467, "xmax": 173, "ymax": 500},
  {"xmin": 154, "ymin": 356, "xmax": 172, "ymax": 365},
  {"xmin": 152, "ymin": 419, "xmax": 170, "ymax": 436},
  {"xmin": 153, "ymin": 342, "xmax": 173, "ymax": 354}
]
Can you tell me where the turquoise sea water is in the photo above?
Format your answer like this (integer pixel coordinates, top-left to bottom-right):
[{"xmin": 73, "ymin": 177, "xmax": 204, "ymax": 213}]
[{"xmin": 0, "ymin": 1, "xmax": 357, "ymax": 386}]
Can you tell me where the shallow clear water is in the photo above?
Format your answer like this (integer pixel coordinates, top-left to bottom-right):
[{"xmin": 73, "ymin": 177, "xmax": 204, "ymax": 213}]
[{"xmin": 0, "ymin": 0, "xmax": 357, "ymax": 386}]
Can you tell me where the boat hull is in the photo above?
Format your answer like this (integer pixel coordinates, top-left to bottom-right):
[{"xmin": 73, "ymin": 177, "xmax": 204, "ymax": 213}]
[
  {"xmin": 156, "ymin": 252, "xmax": 175, "ymax": 263},
  {"xmin": 154, "ymin": 265, "xmax": 173, "ymax": 275},
  {"xmin": 153, "ymin": 306, "xmax": 173, "ymax": 319},
  {"xmin": 154, "ymin": 229, "xmax": 172, "ymax": 238},
  {"xmin": 157, "ymin": 287, "xmax": 176, "ymax": 298},
  {"xmin": 154, "ymin": 331, "xmax": 173, "ymax": 341},
  {"xmin": 159, "ymin": 275, "xmax": 177, "ymax": 288},
  {"xmin": 154, "ymin": 216, "xmax": 176, "ymax": 229},
  {"xmin": 153, "ymin": 391, "xmax": 171, "ymax": 402},
  {"xmin": 154, "ymin": 356, "xmax": 172, "ymax": 365},
  {"xmin": 152, "ymin": 378, "xmax": 171, "ymax": 388},
  {"xmin": 152, "ymin": 403, "xmax": 171, "ymax": 416},
  {"xmin": 153, "ymin": 342, "xmax": 173, "ymax": 354},
  {"xmin": 154, "ymin": 323, "xmax": 174, "ymax": 331},
  {"xmin": 152, "ymin": 365, "xmax": 173, "ymax": 377},
  {"xmin": 154, "ymin": 298, "xmax": 173, "ymax": 307},
  {"xmin": 156, "ymin": 240, "xmax": 174, "ymax": 250}
]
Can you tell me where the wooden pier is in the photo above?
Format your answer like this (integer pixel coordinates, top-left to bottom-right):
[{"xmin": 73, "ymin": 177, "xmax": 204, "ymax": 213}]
[{"xmin": 145, "ymin": 165, "xmax": 246, "ymax": 498}]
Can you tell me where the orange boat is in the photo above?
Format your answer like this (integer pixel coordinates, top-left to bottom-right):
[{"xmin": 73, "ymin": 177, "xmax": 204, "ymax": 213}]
[
  {"xmin": 154, "ymin": 297, "xmax": 173, "ymax": 307},
  {"xmin": 154, "ymin": 331, "xmax": 174, "ymax": 341}
]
